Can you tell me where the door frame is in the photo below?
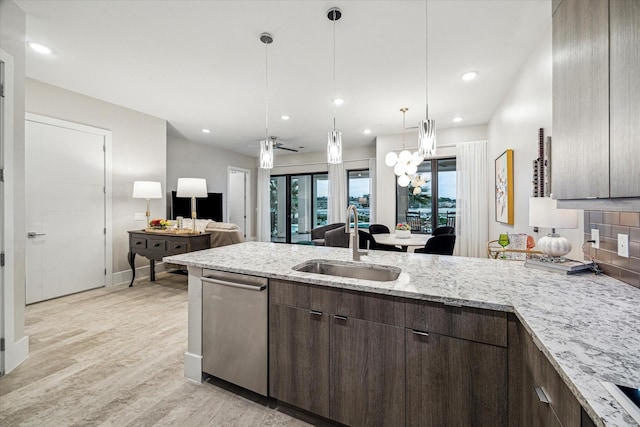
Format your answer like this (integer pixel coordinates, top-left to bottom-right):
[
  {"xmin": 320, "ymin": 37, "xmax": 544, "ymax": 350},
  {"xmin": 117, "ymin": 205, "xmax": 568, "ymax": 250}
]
[
  {"xmin": 227, "ymin": 166, "xmax": 251, "ymax": 238},
  {"xmin": 25, "ymin": 113, "xmax": 113, "ymax": 287},
  {"xmin": 1, "ymin": 48, "xmax": 29, "ymax": 375}
]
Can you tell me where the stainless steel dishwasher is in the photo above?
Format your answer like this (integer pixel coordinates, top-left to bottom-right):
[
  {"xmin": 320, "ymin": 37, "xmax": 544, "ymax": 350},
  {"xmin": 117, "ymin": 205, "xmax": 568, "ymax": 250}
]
[{"xmin": 201, "ymin": 269, "xmax": 268, "ymax": 396}]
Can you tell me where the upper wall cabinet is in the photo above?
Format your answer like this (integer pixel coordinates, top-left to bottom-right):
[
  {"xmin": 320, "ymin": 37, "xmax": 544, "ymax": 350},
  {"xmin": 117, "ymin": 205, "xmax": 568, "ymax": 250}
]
[
  {"xmin": 553, "ymin": 0, "xmax": 640, "ymax": 200},
  {"xmin": 552, "ymin": 0, "xmax": 609, "ymax": 200},
  {"xmin": 610, "ymin": 0, "xmax": 640, "ymax": 198}
]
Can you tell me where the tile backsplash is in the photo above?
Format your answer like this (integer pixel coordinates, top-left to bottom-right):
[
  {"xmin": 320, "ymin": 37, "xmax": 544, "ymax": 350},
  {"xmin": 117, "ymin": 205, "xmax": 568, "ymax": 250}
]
[{"xmin": 583, "ymin": 210, "xmax": 640, "ymax": 288}]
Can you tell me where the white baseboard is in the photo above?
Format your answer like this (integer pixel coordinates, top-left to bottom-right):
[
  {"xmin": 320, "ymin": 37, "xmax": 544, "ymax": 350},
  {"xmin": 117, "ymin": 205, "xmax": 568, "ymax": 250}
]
[
  {"xmin": 5, "ymin": 335, "xmax": 29, "ymax": 374},
  {"xmin": 184, "ymin": 351, "xmax": 203, "ymax": 383},
  {"xmin": 111, "ymin": 262, "xmax": 169, "ymax": 286}
]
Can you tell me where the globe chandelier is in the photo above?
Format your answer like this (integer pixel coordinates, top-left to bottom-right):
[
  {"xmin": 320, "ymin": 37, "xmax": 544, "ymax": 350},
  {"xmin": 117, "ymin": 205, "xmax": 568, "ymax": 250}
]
[{"xmin": 385, "ymin": 108, "xmax": 426, "ymax": 194}]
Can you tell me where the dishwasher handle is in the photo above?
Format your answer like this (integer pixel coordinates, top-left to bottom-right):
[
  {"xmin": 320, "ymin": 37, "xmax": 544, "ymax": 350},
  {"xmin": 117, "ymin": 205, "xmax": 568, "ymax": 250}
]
[{"xmin": 202, "ymin": 276, "xmax": 267, "ymax": 292}]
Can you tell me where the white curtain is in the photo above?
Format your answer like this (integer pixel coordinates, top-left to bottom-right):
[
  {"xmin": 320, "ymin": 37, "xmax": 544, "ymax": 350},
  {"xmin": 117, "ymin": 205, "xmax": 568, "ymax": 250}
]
[
  {"xmin": 328, "ymin": 162, "xmax": 347, "ymax": 224},
  {"xmin": 256, "ymin": 167, "xmax": 271, "ymax": 242},
  {"xmin": 454, "ymin": 140, "xmax": 489, "ymax": 257},
  {"xmin": 368, "ymin": 158, "xmax": 376, "ymax": 224}
]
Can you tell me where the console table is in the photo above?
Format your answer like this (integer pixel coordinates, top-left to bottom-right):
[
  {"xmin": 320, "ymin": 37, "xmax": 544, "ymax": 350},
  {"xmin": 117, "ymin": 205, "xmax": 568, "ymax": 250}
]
[{"xmin": 127, "ymin": 230, "xmax": 211, "ymax": 287}]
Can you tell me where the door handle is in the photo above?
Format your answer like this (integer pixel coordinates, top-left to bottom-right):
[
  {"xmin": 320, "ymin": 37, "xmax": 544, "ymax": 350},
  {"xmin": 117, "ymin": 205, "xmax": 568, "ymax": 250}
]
[{"xmin": 27, "ymin": 232, "xmax": 46, "ymax": 239}]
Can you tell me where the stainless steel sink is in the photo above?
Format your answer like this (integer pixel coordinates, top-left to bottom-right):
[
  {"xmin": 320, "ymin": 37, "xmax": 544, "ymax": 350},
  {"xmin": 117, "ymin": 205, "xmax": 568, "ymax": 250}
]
[{"xmin": 292, "ymin": 259, "xmax": 401, "ymax": 282}]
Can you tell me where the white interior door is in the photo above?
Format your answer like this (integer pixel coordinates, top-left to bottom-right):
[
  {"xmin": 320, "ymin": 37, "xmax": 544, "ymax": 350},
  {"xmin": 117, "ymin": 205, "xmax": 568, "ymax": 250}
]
[
  {"xmin": 26, "ymin": 119, "xmax": 106, "ymax": 304},
  {"xmin": 228, "ymin": 168, "xmax": 248, "ymax": 236}
]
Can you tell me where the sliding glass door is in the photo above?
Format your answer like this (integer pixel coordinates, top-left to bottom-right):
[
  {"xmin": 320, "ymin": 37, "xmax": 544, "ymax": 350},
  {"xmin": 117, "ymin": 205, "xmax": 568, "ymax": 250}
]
[{"xmin": 270, "ymin": 173, "xmax": 328, "ymax": 244}]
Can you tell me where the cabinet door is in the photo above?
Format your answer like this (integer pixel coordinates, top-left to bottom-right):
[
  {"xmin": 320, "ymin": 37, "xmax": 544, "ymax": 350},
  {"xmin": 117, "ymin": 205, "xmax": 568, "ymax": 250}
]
[
  {"xmin": 552, "ymin": 0, "xmax": 609, "ymax": 199},
  {"xmin": 330, "ymin": 316, "xmax": 405, "ymax": 427},
  {"xmin": 520, "ymin": 364, "xmax": 563, "ymax": 427},
  {"xmin": 269, "ymin": 304, "xmax": 330, "ymax": 418},
  {"xmin": 406, "ymin": 330, "xmax": 508, "ymax": 427},
  {"xmin": 610, "ymin": 0, "xmax": 640, "ymax": 197}
]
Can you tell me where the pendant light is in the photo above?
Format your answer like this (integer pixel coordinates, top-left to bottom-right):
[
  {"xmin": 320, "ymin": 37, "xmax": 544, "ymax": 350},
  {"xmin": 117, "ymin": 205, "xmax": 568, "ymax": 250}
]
[
  {"xmin": 418, "ymin": 0, "xmax": 436, "ymax": 157},
  {"xmin": 327, "ymin": 7, "xmax": 343, "ymax": 164},
  {"xmin": 259, "ymin": 32, "xmax": 274, "ymax": 169},
  {"xmin": 385, "ymin": 108, "xmax": 424, "ymax": 191}
]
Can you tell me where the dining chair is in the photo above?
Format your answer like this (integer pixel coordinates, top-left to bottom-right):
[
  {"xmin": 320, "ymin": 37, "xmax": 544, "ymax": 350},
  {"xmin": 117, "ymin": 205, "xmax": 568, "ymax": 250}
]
[
  {"xmin": 368, "ymin": 224, "xmax": 390, "ymax": 235},
  {"xmin": 415, "ymin": 234, "xmax": 456, "ymax": 255},
  {"xmin": 358, "ymin": 230, "xmax": 402, "ymax": 252},
  {"xmin": 445, "ymin": 212, "xmax": 456, "ymax": 229},
  {"xmin": 432, "ymin": 226, "xmax": 455, "ymax": 236},
  {"xmin": 324, "ymin": 227, "xmax": 350, "ymax": 248}
]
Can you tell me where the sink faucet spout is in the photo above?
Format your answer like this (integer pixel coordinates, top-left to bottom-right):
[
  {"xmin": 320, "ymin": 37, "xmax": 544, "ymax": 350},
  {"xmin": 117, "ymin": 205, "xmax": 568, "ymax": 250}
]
[{"xmin": 346, "ymin": 205, "xmax": 368, "ymax": 261}]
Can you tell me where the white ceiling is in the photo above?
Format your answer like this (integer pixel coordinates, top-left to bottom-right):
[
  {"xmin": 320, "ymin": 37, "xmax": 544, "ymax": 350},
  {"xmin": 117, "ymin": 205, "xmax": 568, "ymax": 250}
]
[{"xmin": 17, "ymin": 0, "xmax": 551, "ymax": 158}]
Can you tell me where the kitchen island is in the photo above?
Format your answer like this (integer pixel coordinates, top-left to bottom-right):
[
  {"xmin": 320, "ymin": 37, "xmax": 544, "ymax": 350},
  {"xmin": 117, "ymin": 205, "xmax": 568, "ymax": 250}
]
[{"xmin": 165, "ymin": 241, "xmax": 640, "ymax": 427}]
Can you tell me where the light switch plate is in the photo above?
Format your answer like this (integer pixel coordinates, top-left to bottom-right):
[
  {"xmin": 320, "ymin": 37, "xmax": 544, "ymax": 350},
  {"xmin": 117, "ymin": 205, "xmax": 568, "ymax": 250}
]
[
  {"xmin": 134, "ymin": 213, "xmax": 146, "ymax": 221},
  {"xmin": 591, "ymin": 229, "xmax": 600, "ymax": 249},
  {"xmin": 618, "ymin": 234, "xmax": 629, "ymax": 258}
]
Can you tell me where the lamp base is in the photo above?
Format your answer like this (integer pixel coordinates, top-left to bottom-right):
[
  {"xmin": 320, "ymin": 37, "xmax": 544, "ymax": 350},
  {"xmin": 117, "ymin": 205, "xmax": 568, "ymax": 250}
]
[{"xmin": 537, "ymin": 233, "xmax": 572, "ymax": 260}]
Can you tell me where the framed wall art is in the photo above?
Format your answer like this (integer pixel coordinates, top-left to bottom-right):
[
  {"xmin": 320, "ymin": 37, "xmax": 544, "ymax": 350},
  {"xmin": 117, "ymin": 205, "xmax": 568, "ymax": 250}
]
[{"xmin": 495, "ymin": 149, "xmax": 514, "ymax": 224}]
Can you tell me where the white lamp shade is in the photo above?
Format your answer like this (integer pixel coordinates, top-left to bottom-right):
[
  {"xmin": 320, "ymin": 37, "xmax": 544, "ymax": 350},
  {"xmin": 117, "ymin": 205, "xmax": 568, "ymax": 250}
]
[
  {"xmin": 528, "ymin": 197, "xmax": 578, "ymax": 229},
  {"xmin": 177, "ymin": 178, "xmax": 208, "ymax": 198},
  {"xmin": 132, "ymin": 181, "xmax": 162, "ymax": 199}
]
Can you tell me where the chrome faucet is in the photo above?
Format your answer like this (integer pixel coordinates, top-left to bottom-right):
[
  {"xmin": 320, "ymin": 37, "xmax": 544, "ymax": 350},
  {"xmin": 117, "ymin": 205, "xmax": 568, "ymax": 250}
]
[{"xmin": 346, "ymin": 205, "xmax": 368, "ymax": 261}]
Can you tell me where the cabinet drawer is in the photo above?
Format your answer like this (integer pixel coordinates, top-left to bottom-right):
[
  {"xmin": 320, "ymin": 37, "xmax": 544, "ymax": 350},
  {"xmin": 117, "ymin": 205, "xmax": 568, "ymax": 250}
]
[
  {"xmin": 405, "ymin": 300, "xmax": 507, "ymax": 347},
  {"xmin": 522, "ymin": 326, "xmax": 581, "ymax": 427},
  {"xmin": 146, "ymin": 238, "xmax": 166, "ymax": 251},
  {"xmin": 131, "ymin": 237, "xmax": 146, "ymax": 249},
  {"xmin": 269, "ymin": 280, "xmax": 333, "ymax": 313},
  {"xmin": 270, "ymin": 280, "xmax": 405, "ymax": 326},
  {"xmin": 167, "ymin": 239, "xmax": 187, "ymax": 255},
  {"xmin": 333, "ymin": 289, "xmax": 404, "ymax": 327}
]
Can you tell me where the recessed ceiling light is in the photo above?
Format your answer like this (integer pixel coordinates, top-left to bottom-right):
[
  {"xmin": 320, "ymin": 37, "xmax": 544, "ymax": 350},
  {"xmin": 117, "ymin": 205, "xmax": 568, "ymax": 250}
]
[
  {"xmin": 333, "ymin": 98, "xmax": 344, "ymax": 106},
  {"xmin": 202, "ymin": 129, "xmax": 210, "ymax": 133},
  {"xmin": 363, "ymin": 129, "xmax": 372, "ymax": 135},
  {"xmin": 452, "ymin": 116, "xmax": 463, "ymax": 123},
  {"xmin": 461, "ymin": 71, "xmax": 478, "ymax": 81},
  {"xmin": 27, "ymin": 42, "xmax": 52, "ymax": 54},
  {"xmin": 281, "ymin": 115, "xmax": 290, "ymax": 120}
]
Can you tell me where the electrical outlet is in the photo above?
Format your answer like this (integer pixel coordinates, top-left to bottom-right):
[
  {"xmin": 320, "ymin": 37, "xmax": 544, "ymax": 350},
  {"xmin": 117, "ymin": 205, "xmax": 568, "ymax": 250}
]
[
  {"xmin": 618, "ymin": 234, "xmax": 629, "ymax": 258},
  {"xmin": 134, "ymin": 213, "xmax": 146, "ymax": 221},
  {"xmin": 591, "ymin": 229, "xmax": 600, "ymax": 249}
]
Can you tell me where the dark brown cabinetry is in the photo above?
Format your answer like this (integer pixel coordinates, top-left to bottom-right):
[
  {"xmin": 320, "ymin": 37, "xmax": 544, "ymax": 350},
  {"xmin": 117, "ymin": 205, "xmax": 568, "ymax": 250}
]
[
  {"xmin": 519, "ymin": 322, "xmax": 581, "ymax": 427},
  {"xmin": 269, "ymin": 303, "xmax": 330, "ymax": 418},
  {"xmin": 405, "ymin": 300, "xmax": 508, "ymax": 427},
  {"xmin": 269, "ymin": 279, "xmax": 405, "ymax": 427},
  {"xmin": 553, "ymin": 0, "xmax": 640, "ymax": 200},
  {"xmin": 330, "ymin": 316, "xmax": 405, "ymax": 427},
  {"xmin": 269, "ymin": 280, "xmax": 598, "ymax": 426}
]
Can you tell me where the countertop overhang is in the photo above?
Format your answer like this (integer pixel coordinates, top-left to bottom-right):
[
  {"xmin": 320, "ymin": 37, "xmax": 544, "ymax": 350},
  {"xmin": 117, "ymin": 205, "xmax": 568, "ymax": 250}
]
[{"xmin": 165, "ymin": 241, "xmax": 640, "ymax": 427}]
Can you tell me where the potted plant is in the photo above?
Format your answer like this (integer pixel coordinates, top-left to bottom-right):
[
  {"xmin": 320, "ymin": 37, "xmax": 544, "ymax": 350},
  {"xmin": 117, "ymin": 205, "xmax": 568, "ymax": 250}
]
[{"xmin": 396, "ymin": 223, "xmax": 411, "ymax": 239}]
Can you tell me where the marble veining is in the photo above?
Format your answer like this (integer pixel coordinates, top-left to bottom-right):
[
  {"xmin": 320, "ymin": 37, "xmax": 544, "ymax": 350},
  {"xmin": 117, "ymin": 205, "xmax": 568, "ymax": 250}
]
[{"xmin": 165, "ymin": 241, "xmax": 640, "ymax": 427}]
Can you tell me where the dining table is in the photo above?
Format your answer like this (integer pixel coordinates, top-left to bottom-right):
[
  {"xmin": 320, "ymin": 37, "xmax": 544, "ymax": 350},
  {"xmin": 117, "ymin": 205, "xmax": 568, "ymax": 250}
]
[{"xmin": 372, "ymin": 233, "xmax": 431, "ymax": 252}]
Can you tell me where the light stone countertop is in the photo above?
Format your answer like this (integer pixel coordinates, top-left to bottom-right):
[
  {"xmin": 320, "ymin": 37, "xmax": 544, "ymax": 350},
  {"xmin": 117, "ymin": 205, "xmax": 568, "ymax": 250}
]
[{"xmin": 165, "ymin": 241, "xmax": 640, "ymax": 427}]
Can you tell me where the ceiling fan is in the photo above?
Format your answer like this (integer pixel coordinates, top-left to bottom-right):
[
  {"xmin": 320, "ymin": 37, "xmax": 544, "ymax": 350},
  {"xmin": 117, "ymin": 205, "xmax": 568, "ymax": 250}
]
[{"xmin": 270, "ymin": 136, "xmax": 299, "ymax": 152}]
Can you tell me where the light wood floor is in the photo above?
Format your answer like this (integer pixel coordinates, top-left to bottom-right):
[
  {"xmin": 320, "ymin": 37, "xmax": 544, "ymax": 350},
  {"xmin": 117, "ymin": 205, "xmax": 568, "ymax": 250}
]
[{"xmin": 0, "ymin": 273, "xmax": 319, "ymax": 427}]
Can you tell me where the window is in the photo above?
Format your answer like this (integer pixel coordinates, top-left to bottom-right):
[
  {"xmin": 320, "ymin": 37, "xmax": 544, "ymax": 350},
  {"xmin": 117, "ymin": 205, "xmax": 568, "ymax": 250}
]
[
  {"xmin": 270, "ymin": 173, "xmax": 328, "ymax": 244},
  {"xmin": 347, "ymin": 169, "xmax": 370, "ymax": 227},
  {"xmin": 396, "ymin": 158, "xmax": 456, "ymax": 233}
]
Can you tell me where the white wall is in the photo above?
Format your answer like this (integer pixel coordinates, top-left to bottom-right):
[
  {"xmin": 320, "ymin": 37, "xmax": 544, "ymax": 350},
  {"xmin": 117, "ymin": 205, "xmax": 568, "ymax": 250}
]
[
  {"xmin": 375, "ymin": 125, "xmax": 488, "ymax": 230},
  {"xmin": 488, "ymin": 26, "xmax": 583, "ymax": 260},
  {"xmin": 1, "ymin": 0, "xmax": 28, "ymax": 365},
  {"xmin": 26, "ymin": 79, "xmax": 167, "ymax": 276},
  {"xmin": 167, "ymin": 135, "xmax": 257, "ymax": 238},
  {"xmin": 271, "ymin": 146, "xmax": 375, "ymax": 176}
]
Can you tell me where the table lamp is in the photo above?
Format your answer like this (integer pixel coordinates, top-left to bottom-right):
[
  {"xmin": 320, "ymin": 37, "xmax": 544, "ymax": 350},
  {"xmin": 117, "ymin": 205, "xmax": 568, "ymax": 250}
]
[
  {"xmin": 132, "ymin": 181, "xmax": 162, "ymax": 228},
  {"xmin": 528, "ymin": 197, "xmax": 578, "ymax": 260},
  {"xmin": 177, "ymin": 178, "xmax": 208, "ymax": 231}
]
